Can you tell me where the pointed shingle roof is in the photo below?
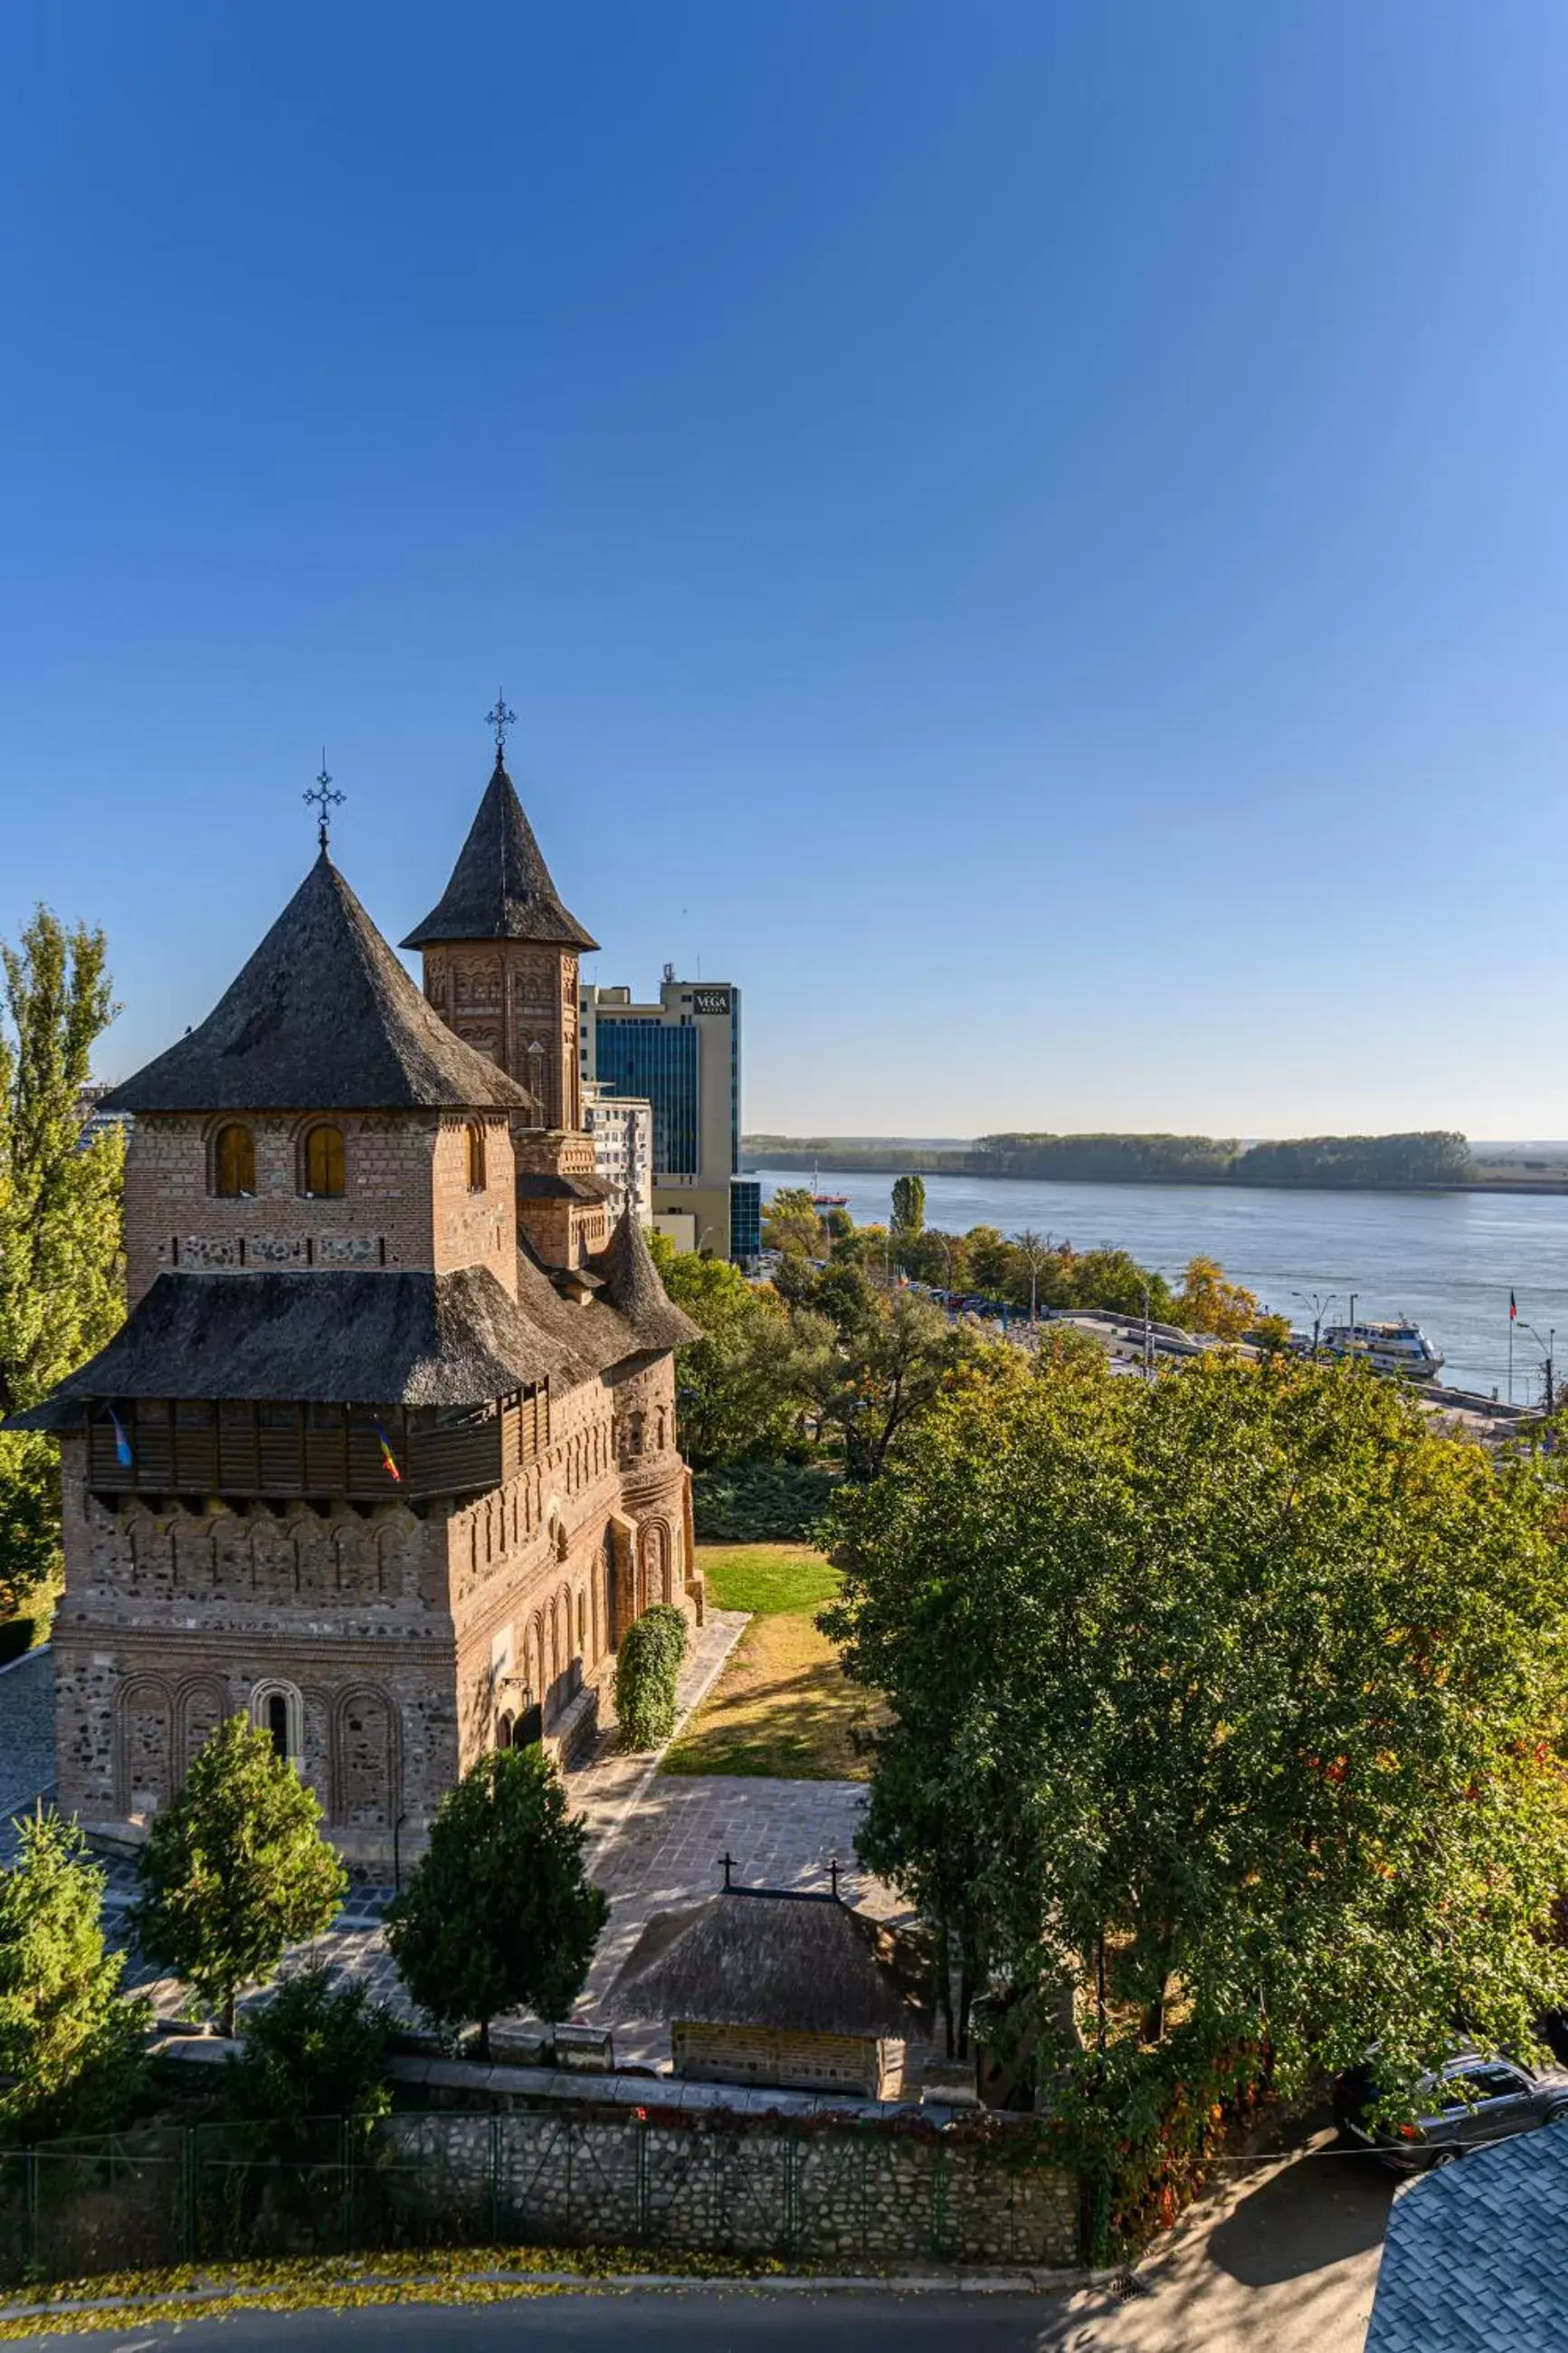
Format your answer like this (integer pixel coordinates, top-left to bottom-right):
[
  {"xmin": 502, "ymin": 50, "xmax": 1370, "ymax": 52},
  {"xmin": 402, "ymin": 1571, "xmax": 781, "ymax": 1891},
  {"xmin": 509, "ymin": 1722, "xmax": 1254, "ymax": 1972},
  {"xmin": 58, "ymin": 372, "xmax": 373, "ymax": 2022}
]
[
  {"xmin": 104, "ymin": 853, "xmax": 532, "ymax": 1114},
  {"xmin": 593, "ymin": 1209, "xmax": 701, "ymax": 1350},
  {"xmin": 400, "ymin": 756, "xmax": 599, "ymax": 951}
]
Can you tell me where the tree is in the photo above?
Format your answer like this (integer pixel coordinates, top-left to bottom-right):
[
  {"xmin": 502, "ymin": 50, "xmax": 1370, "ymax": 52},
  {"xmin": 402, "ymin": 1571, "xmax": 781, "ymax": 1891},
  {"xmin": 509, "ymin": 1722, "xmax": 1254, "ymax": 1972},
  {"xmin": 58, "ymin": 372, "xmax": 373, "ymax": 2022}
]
[
  {"xmin": 0, "ymin": 1808, "xmax": 150, "ymax": 2139},
  {"xmin": 385, "ymin": 1747, "xmax": 608, "ymax": 2058},
  {"xmin": 814, "ymin": 1287, "xmax": 978, "ymax": 1480},
  {"xmin": 0, "ymin": 910, "xmax": 124, "ymax": 1628},
  {"xmin": 824, "ymin": 1351, "xmax": 1568, "ymax": 2115},
  {"xmin": 648, "ymin": 1234, "xmax": 829, "ymax": 1467},
  {"xmin": 964, "ymin": 1226, "xmax": 1017, "ymax": 1300},
  {"xmin": 890, "ymin": 1175, "xmax": 926, "ymax": 1238},
  {"xmin": 129, "ymin": 1715, "xmax": 346, "ymax": 2035},
  {"xmin": 1069, "ymin": 1247, "xmax": 1177, "ymax": 1323},
  {"xmin": 762, "ymin": 1186, "xmax": 823, "ymax": 1257},
  {"xmin": 224, "ymin": 1964, "xmax": 395, "ymax": 2148},
  {"xmin": 1175, "ymin": 1253, "xmax": 1260, "ymax": 1340}
]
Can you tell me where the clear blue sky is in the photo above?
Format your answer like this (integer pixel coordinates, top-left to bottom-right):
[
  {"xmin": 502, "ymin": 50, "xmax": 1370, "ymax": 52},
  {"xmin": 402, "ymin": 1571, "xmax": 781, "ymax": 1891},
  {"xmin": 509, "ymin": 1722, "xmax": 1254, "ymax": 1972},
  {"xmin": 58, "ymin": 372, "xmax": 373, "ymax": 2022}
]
[{"xmin": 5, "ymin": 1, "xmax": 1567, "ymax": 1140}]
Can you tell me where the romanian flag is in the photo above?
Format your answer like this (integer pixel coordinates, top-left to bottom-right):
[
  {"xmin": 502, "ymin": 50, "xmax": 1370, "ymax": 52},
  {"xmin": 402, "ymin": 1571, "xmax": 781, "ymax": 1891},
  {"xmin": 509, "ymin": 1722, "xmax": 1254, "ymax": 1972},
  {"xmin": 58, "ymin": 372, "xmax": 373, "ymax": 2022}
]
[
  {"xmin": 1511, "ymin": 1291, "xmax": 1518, "ymax": 1322},
  {"xmin": 107, "ymin": 1406, "xmax": 132, "ymax": 1469},
  {"xmin": 375, "ymin": 1421, "xmax": 404, "ymax": 1483}
]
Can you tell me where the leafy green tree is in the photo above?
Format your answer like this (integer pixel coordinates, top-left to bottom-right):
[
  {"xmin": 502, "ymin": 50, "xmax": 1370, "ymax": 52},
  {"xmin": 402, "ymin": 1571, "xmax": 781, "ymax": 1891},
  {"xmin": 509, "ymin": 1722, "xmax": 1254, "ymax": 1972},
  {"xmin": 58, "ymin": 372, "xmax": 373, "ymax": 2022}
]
[
  {"xmin": 964, "ymin": 1225, "xmax": 1017, "ymax": 1300},
  {"xmin": 385, "ymin": 1747, "xmax": 607, "ymax": 2057},
  {"xmin": 1068, "ymin": 1246, "xmax": 1177, "ymax": 1322},
  {"xmin": 814, "ymin": 1287, "xmax": 978, "ymax": 1479},
  {"xmin": 890, "ymin": 1175, "xmax": 926, "ymax": 1237},
  {"xmin": 0, "ymin": 1808, "xmax": 150, "ymax": 2140},
  {"xmin": 649, "ymin": 1234, "xmax": 829, "ymax": 1467},
  {"xmin": 825, "ymin": 1350, "xmax": 1568, "ymax": 2110},
  {"xmin": 224, "ymin": 1964, "xmax": 394, "ymax": 2147},
  {"xmin": 129, "ymin": 1715, "xmax": 346, "ymax": 2036},
  {"xmin": 762, "ymin": 1186, "xmax": 823, "ymax": 1257},
  {"xmin": 614, "ymin": 1601, "xmax": 689, "ymax": 1748},
  {"xmin": 0, "ymin": 910, "xmax": 124, "ymax": 1629}
]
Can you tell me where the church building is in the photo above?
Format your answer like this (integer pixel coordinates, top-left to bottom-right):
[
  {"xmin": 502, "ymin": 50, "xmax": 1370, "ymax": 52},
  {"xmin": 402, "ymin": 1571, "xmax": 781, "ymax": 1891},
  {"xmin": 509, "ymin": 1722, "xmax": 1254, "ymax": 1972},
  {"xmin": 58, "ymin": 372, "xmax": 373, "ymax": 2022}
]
[{"xmin": 11, "ymin": 738, "xmax": 700, "ymax": 1868}]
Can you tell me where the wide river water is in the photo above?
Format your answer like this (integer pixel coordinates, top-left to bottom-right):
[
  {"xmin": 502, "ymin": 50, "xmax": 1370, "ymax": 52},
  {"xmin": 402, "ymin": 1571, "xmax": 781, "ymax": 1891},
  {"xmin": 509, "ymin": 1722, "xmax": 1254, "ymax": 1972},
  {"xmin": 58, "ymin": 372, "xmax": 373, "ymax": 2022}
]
[{"xmin": 748, "ymin": 1167, "xmax": 1568, "ymax": 1401}]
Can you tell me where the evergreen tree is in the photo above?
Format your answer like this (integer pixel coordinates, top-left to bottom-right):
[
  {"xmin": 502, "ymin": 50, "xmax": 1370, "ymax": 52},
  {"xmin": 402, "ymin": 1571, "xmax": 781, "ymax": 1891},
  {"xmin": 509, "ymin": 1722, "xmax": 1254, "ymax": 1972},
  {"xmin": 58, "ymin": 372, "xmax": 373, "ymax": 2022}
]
[
  {"xmin": 0, "ymin": 1808, "xmax": 149, "ymax": 2139},
  {"xmin": 130, "ymin": 1715, "xmax": 346, "ymax": 2035},
  {"xmin": 0, "ymin": 908, "xmax": 124, "ymax": 1629},
  {"xmin": 385, "ymin": 1746, "xmax": 607, "ymax": 2057}
]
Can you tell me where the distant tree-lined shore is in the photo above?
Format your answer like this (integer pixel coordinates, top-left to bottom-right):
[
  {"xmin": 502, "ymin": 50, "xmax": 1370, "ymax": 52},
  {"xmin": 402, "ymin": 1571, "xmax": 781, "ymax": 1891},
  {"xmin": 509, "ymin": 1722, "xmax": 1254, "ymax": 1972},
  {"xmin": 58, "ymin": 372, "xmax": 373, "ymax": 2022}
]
[{"xmin": 745, "ymin": 1129, "xmax": 1492, "ymax": 1189}]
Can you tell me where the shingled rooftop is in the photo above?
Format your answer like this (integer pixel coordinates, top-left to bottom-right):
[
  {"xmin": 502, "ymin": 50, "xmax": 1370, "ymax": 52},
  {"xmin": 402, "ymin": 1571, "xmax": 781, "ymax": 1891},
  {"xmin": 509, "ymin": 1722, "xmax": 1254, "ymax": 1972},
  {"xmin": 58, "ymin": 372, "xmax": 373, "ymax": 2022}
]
[
  {"xmin": 401, "ymin": 755, "xmax": 599, "ymax": 951},
  {"xmin": 10, "ymin": 1210, "xmax": 698, "ymax": 1424},
  {"xmin": 104, "ymin": 852, "xmax": 535, "ymax": 1115},
  {"xmin": 613, "ymin": 1887, "xmax": 926, "ymax": 2043}
]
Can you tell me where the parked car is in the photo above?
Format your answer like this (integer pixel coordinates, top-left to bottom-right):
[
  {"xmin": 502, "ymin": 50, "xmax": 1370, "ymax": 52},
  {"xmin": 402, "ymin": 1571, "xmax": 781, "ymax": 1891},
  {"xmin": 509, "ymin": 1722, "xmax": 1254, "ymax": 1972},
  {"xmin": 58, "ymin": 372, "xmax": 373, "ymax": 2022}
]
[{"xmin": 1335, "ymin": 2050, "xmax": 1568, "ymax": 2171}]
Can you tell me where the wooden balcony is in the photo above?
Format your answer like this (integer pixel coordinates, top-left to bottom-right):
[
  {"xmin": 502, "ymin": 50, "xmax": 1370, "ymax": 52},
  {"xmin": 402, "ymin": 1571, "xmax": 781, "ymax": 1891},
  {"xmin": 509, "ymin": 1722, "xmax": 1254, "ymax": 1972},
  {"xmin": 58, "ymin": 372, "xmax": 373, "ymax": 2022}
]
[{"xmin": 86, "ymin": 1386, "xmax": 549, "ymax": 1504}]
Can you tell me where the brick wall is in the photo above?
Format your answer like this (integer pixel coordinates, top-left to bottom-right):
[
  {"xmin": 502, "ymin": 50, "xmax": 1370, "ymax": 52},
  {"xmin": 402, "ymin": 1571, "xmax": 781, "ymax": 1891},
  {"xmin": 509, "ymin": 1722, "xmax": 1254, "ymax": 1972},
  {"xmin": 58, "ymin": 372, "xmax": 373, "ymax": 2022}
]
[{"xmin": 123, "ymin": 1110, "xmax": 518, "ymax": 1307}]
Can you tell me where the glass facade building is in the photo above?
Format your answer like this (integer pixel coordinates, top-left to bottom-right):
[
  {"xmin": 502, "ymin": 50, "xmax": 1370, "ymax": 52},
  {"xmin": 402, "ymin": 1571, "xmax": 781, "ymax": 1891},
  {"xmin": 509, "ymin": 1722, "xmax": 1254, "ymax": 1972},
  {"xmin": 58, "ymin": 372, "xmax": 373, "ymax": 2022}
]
[
  {"xmin": 728, "ymin": 1177, "xmax": 762, "ymax": 1262},
  {"xmin": 593, "ymin": 1019, "xmax": 699, "ymax": 1179}
]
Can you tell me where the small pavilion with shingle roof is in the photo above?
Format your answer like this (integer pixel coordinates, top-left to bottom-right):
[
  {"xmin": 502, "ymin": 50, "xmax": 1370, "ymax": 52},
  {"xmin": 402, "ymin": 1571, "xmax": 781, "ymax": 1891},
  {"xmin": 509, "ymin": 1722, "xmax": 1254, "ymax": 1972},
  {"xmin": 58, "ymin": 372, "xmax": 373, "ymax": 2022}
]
[{"xmin": 613, "ymin": 1883, "xmax": 930, "ymax": 2101}]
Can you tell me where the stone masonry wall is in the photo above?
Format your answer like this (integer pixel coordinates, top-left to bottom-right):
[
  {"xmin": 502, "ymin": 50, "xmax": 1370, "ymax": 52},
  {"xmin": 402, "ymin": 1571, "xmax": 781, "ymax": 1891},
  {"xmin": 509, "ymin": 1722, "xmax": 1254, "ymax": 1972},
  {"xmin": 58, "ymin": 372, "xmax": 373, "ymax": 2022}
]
[
  {"xmin": 375, "ymin": 2108, "xmax": 1079, "ymax": 2268},
  {"xmin": 123, "ymin": 1110, "xmax": 517, "ymax": 1308}
]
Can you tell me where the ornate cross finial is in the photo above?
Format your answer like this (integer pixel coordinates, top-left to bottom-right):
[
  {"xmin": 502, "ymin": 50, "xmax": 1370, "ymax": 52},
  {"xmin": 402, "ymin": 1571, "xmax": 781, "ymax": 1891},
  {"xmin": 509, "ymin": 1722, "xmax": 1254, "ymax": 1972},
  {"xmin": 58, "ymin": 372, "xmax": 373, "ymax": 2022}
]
[
  {"xmin": 486, "ymin": 690, "xmax": 516, "ymax": 759},
  {"xmin": 303, "ymin": 753, "xmax": 345, "ymax": 852}
]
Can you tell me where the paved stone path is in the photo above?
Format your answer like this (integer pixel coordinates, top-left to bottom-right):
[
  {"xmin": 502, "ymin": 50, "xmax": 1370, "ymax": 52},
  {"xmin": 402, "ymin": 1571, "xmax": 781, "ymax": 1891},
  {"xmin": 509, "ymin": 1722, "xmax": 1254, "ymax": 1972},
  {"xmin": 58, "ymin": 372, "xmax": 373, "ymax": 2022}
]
[
  {"xmin": 0, "ymin": 1602, "xmax": 898, "ymax": 2066},
  {"xmin": 0, "ymin": 1647, "xmax": 56, "ymax": 1858}
]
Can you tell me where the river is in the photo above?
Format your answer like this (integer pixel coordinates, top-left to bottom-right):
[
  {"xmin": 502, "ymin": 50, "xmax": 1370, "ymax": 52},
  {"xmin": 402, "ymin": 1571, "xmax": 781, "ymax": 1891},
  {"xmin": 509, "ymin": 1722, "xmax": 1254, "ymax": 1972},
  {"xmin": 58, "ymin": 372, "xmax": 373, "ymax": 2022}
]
[{"xmin": 748, "ymin": 1167, "xmax": 1568, "ymax": 1401}]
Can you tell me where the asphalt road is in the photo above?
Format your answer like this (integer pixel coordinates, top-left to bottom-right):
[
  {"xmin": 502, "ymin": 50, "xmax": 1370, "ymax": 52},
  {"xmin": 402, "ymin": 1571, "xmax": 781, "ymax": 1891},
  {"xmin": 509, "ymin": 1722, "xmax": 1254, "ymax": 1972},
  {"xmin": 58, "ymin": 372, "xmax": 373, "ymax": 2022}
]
[{"xmin": 10, "ymin": 2290, "xmax": 1051, "ymax": 2349}]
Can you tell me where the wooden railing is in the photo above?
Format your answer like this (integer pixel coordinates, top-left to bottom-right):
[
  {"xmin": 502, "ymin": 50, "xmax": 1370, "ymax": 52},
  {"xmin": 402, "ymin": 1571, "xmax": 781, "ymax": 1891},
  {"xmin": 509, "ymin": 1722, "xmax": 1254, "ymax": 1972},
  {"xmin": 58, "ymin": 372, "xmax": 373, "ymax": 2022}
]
[{"xmin": 85, "ymin": 1387, "xmax": 549, "ymax": 1503}]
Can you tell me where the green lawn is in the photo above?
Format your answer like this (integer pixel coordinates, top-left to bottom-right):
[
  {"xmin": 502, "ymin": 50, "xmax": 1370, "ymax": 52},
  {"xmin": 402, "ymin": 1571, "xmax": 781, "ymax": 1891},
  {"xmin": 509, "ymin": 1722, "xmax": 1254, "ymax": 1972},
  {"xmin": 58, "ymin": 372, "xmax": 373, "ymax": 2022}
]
[
  {"xmin": 662, "ymin": 1542, "xmax": 879, "ymax": 1782},
  {"xmin": 696, "ymin": 1541, "xmax": 841, "ymax": 1618}
]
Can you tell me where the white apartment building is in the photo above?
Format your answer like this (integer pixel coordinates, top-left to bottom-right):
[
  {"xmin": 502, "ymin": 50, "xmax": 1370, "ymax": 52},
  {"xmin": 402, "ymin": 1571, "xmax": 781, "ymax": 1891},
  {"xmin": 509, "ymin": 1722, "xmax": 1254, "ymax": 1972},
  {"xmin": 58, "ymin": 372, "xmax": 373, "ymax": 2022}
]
[{"xmin": 582, "ymin": 1079, "xmax": 654, "ymax": 1229}]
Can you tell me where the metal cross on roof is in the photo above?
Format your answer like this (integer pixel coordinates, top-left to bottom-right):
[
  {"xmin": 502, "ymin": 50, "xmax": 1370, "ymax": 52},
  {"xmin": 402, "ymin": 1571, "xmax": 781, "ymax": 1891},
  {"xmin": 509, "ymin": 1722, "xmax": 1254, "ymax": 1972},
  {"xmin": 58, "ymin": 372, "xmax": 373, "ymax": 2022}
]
[
  {"xmin": 303, "ymin": 754, "xmax": 345, "ymax": 851},
  {"xmin": 486, "ymin": 690, "xmax": 517, "ymax": 757}
]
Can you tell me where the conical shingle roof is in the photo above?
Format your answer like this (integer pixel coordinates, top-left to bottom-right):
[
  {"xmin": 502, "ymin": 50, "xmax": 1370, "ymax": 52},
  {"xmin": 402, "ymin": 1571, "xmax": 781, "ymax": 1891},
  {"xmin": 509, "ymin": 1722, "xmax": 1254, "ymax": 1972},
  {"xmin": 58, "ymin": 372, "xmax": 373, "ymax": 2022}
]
[
  {"xmin": 593, "ymin": 1208, "xmax": 701, "ymax": 1350},
  {"xmin": 105, "ymin": 853, "xmax": 532, "ymax": 1114},
  {"xmin": 401, "ymin": 756, "xmax": 599, "ymax": 951}
]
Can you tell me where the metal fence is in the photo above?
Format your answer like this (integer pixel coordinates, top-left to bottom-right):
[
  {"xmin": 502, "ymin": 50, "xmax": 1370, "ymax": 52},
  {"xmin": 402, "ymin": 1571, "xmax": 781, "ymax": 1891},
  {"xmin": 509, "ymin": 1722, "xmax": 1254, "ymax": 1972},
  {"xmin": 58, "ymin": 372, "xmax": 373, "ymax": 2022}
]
[{"xmin": 0, "ymin": 2110, "xmax": 1079, "ymax": 2282}]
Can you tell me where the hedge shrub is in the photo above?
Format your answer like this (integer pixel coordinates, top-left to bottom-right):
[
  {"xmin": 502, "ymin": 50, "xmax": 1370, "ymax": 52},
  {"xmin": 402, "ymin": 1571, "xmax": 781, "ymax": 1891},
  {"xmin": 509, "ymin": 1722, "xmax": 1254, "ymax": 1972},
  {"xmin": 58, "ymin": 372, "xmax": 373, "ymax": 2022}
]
[
  {"xmin": 614, "ymin": 1604, "xmax": 689, "ymax": 1751},
  {"xmin": 691, "ymin": 1461, "xmax": 839, "ymax": 1544}
]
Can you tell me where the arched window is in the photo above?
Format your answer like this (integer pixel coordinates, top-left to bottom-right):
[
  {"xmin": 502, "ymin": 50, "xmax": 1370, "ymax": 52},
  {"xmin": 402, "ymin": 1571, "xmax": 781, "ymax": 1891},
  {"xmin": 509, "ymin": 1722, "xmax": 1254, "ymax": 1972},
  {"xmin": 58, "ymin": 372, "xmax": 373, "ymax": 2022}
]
[
  {"xmin": 496, "ymin": 1710, "xmax": 515, "ymax": 1752},
  {"xmin": 301, "ymin": 1123, "xmax": 345, "ymax": 1197},
  {"xmin": 576, "ymin": 1588, "xmax": 586, "ymax": 1654},
  {"xmin": 212, "ymin": 1122, "xmax": 255, "ymax": 1197},
  {"xmin": 250, "ymin": 1679, "xmax": 302, "ymax": 1764},
  {"xmin": 466, "ymin": 1122, "xmax": 486, "ymax": 1192}
]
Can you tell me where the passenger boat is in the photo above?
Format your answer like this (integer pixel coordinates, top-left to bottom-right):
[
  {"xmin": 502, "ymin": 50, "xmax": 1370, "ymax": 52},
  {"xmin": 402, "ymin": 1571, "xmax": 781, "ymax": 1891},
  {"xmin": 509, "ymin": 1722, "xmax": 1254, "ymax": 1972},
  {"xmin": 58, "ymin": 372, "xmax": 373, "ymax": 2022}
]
[{"xmin": 1319, "ymin": 1320, "xmax": 1444, "ymax": 1381}]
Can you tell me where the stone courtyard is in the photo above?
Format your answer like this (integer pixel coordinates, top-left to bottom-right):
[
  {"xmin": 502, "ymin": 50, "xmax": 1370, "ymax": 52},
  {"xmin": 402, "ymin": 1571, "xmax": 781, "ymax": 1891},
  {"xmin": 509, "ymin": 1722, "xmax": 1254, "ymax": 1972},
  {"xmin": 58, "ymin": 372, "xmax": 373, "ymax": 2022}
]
[{"xmin": 0, "ymin": 1607, "xmax": 898, "ymax": 2067}]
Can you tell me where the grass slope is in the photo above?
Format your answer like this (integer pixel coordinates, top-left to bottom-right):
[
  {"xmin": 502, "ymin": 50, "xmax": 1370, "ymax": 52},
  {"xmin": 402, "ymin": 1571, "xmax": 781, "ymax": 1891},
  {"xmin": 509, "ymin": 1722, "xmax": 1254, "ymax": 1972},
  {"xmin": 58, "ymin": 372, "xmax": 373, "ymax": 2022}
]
[{"xmin": 662, "ymin": 1544, "xmax": 877, "ymax": 1782}]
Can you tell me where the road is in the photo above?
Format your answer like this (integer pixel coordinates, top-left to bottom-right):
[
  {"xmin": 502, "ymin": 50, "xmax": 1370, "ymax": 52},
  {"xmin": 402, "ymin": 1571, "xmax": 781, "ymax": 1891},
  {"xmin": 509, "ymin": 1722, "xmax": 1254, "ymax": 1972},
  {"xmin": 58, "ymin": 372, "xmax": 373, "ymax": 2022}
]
[{"xmin": 9, "ymin": 2291, "xmax": 1049, "ymax": 2350}]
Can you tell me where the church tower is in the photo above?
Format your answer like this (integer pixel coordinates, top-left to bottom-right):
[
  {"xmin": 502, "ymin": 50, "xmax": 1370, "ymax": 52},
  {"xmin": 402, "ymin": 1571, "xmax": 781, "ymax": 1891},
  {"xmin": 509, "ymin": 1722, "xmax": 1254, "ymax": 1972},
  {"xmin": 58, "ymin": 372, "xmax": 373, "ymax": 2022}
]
[{"xmin": 403, "ymin": 718, "xmax": 611, "ymax": 1270}]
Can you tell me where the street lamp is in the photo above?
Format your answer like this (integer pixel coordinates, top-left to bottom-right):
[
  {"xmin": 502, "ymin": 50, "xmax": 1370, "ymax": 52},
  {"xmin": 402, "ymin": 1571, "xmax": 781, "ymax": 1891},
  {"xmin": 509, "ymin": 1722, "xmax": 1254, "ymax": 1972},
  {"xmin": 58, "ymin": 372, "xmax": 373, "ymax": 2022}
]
[
  {"xmin": 1517, "ymin": 1319, "xmax": 1557, "ymax": 1414},
  {"xmin": 1293, "ymin": 1291, "xmax": 1339, "ymax": 1358}
]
